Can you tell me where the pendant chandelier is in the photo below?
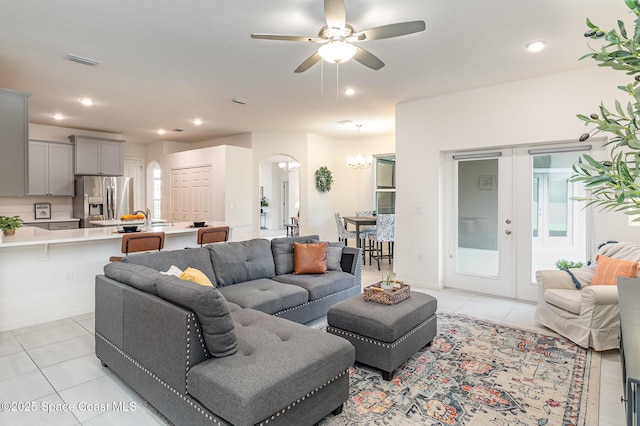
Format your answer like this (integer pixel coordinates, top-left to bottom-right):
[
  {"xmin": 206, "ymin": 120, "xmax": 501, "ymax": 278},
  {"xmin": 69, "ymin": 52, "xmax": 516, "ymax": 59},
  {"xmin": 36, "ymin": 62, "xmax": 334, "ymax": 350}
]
[{"xmin": 347, "ymin": 124, "xmax": 372, "ymax": 169}]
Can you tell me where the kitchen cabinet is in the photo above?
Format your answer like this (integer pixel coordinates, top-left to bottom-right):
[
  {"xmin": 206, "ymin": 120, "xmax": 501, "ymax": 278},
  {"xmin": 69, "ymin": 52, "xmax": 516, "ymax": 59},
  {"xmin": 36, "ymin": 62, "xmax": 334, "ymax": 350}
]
[
  {"xmin": 0, "ymin": 88, "xmax": 30, "ymax": 196},
  {"xmin": 69, "ymin": 134, "xmax": 124, "ymax": 175},
  {"xmin": 28, "ymin": 140, "xmax": 74, "ymax": 196},
  {"xmin": 25, "ymin": 221, "xmax": 79, "ymax": 230}
]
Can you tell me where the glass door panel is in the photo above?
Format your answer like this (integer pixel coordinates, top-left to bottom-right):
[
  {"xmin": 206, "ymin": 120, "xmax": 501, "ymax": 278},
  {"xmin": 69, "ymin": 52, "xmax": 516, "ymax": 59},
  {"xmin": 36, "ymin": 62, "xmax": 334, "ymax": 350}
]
[
  {"xmin": 445, "ymin": 149, "xmax": 514, "ymax": 298},
  {"xmin": 457, "ymin": 159, "xmax": 499, "ymax": 277}
]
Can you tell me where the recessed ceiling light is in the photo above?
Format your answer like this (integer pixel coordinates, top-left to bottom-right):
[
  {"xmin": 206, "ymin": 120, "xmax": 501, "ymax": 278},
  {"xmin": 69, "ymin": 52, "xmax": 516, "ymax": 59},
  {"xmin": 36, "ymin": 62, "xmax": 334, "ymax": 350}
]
[
  {"xmin": 193, "ymin": 118, "xmax": 203, "ymax": 126},
  {"xmin": 53, "ymin": 113, "xmax": 64, "ymax": 120},
  {"xmin": 344, "ymin": 88, "xmax": 357, "ymax": 96},
  {"xmin": 157, "ymin": 129, "xmax": 166, "ymax": 135},
  {"xmin": 525, "ymin": 40, "xmax": 547, "ymax": 53},
  {"xmin": 79, "ymin": 98, "xmax": 94, "ymax": 106}
]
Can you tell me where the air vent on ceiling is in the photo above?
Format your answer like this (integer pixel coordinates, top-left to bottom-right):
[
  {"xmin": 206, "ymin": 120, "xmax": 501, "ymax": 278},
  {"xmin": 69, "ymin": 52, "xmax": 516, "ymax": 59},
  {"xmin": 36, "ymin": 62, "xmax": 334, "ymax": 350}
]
[
  {"xmin": 232, "ymin": 98, "xmax": 252, "ymax": 105},
  {"xmin": 172, "ymin": 128, "xmax": 184, "ymax": 132},
  {"xmin": 64, "ymin": 54, "xmax": 101, "ymax": 67},
  {"xmin": 337, "ymin": 120, "xmax": 353, "ymax": 124}
]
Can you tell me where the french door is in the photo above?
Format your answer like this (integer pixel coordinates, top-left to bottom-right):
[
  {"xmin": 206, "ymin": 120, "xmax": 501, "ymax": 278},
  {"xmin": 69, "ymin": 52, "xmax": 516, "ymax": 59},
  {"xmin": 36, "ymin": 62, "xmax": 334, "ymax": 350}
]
[
  {"xmin": 444, "ymin": 149, "xmax": 515, "ymax": 298},
  {"xmin": 444, "ymin": 145, "xmax": 592, "ymax": 301}
]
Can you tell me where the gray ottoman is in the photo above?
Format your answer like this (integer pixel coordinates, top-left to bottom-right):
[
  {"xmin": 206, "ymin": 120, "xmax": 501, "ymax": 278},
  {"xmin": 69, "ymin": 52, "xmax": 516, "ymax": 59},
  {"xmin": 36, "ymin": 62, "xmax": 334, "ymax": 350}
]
[{"xmin": 327, "ymin": 291, "xmax": 437, "ymax": 380}]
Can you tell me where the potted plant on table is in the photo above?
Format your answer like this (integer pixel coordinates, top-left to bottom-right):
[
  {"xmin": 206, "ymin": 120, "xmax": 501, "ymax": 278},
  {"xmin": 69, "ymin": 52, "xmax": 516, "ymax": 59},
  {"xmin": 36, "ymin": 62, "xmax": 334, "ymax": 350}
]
[
  {"xmin": 380, "ymin": 273, "xmax": 395, "ymax": 292},
  {"xmin": 0, "ymin": 215, "xmax": 24, "ymax": 236}
]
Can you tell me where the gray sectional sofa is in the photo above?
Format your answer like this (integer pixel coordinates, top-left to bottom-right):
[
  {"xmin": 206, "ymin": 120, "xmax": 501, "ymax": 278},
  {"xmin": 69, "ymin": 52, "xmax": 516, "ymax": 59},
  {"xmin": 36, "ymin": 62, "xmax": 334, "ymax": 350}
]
[{"xmin": 95, "ymin": 235, "xmax": 361, "ymax": 426}]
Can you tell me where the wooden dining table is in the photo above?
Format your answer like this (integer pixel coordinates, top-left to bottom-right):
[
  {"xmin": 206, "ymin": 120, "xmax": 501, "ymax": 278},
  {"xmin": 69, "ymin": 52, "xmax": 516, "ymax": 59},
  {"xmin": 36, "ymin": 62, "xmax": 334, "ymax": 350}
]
[{"xmin": 342, "ymin": 216, "xmax": 377, "ymax": 248}]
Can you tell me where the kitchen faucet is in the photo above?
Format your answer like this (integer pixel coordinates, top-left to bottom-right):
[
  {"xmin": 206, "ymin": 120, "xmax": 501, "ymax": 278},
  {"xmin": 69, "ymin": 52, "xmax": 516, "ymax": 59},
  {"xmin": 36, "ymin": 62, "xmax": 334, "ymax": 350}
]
[{"xmin": 133, "ymin": 208, "xmax": 151, "ymax": 229}]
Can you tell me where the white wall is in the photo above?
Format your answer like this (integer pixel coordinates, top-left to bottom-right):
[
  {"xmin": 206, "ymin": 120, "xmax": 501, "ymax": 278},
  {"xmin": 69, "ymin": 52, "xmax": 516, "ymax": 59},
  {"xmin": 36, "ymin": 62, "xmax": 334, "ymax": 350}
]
[
  {"xmin": 396, "ymin": 65, "xmax": 640, "ymax": 290},
  {"xmin": 148, "ymin": 143, "xmax": 254, "ymax": 241},
  {"xmin": 250, "ymin": 132, "xmax": 395, "ymax": 240}
]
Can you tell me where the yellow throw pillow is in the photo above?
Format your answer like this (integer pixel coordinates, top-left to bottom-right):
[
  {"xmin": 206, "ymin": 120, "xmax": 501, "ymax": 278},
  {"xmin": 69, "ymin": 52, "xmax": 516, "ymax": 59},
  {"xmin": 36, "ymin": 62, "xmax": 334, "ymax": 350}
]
[
  {"xmin": 591, "ymin": 254, "xmax": 638, "ymax": 285},
  {"xmin": 180, "ymin": 267, "xmax": 214, "ymax": 287},
  {"xmin": 293, "ymin": 242, "xmax": 328, "ymax": 274}
]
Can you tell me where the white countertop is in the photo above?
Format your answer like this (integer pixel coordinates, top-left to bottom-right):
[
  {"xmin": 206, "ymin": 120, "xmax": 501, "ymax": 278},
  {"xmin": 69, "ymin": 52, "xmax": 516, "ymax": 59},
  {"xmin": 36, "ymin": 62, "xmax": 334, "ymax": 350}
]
[
  {"xmin": 0, "ymin": 221, "xmax": 230, "ymax": 247},
  {"xmin": 89, "ymin": 219, "xmax": 167, "ymax": 226}
]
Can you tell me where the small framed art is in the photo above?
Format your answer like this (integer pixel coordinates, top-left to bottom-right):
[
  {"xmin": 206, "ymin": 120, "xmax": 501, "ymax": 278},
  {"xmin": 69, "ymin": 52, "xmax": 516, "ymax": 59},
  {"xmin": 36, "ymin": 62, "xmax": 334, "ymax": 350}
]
[
  {"xmin": 479, "ymin": 175, "xmax": 496, "ymax": 190},
  {"xmin": 35, "ymin": 203, "xmax": 51, "ymax": 219}
]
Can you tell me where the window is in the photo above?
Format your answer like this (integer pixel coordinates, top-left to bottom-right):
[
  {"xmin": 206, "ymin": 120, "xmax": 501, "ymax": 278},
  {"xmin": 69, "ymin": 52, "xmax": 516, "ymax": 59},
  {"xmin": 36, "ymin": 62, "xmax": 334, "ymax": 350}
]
[
  {"xmin": 375, "ymin": 155, "xmax": 396, "ymax": 214},
  {"xmin": 152, "ymin": 167, "xmax": 162, "ymax": 220},
  {"xmin": 532, "ymin": 153, "xmax": 577, "ymax": 246}
]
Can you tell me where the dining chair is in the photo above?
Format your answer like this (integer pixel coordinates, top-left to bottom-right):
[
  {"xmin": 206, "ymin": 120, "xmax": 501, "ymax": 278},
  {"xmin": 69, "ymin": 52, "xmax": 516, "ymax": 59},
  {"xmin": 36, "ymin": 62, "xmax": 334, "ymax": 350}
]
[
  {"xmin": 367, "ymin": 214, "xmax": 395, "ymax": 270},
  {"xmin": 355, "ymin": 211, "xmax": 376, "ymax": 263},
  {"xmin": 334, "ymin": 212, "xmax": 370, "ymax": 263},
  {"xmin": 110, "ymin": 231, "xmax": 165, "ymax": 262},
  {"xmin": 197, "ymin": 226, "xmax": 230, "ymax": 247},
  {"xmin": 334, "ymin": 212, "xmax": 358, "ymax": 246}
]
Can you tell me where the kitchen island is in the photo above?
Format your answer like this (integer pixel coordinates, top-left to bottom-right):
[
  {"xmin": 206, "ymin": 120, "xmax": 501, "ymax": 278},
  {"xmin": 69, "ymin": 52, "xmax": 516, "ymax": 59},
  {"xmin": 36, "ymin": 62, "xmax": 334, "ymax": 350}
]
[{"xmin": 0, "ymin": 222, "xmax": 230, "ymax": 331}]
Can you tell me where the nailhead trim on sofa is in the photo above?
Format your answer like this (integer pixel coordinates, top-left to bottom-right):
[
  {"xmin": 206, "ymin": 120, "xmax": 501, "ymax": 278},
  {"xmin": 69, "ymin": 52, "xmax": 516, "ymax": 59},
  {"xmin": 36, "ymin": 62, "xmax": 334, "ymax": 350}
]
[
  {"xmin": 96, "ymin": 331, "xmax": 223, "ymax": 424},
  {"xmin": 98, "ymin": 321, "xmax": 350, "ymax": 425},
  {"xmin": 272, "ymin": 284, "xmax": 360, "ymax": 317},
  {"xmin": 256, "ymin": 369, "xmax": 348, "ymax": 426},
  {"xmin": 326, "ymin": 314, "xmax": 436, "ymax": 348}
]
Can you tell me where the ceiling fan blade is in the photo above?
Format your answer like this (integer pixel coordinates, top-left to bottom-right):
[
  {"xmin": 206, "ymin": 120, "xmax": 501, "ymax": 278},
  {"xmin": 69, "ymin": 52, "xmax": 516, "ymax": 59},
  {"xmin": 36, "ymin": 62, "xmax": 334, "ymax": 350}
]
[
  {"xmin": 251, "ymin": 33, "xmax": 322, "ymax": 42},
  {"xmin": 295, "ymin": 52, "xmax": 322, "ymax": 73},
  {"xmin": 351, "ymin": 20, "xmax": 426, "ymax": 41},
  {"xmin": 353, "ymin": 46, "xmax": 384, "ymax": 70},
  {"xmin": 324, "ymin": 0, "xmax": 346, "ymax": 29}
]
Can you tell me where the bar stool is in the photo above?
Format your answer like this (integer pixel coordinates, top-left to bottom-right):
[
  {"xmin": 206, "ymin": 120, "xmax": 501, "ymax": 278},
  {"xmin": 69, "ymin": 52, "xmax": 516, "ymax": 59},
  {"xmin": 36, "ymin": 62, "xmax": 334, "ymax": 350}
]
[
  {"xmin": 109, "ymin": 232, "xmax": 165, "ymax": 262},
  {"xmin": 367, "ymin": 214, "xmax": 395, "ymax": 270},
  {"xmin": 197, "ymin": 226, "xmax": 230, "ymax": 247}
]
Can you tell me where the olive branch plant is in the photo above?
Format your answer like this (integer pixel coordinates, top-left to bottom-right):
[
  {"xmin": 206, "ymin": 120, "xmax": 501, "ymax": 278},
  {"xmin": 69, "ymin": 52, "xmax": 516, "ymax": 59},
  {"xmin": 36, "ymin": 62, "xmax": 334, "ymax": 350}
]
[{"xmin": 572, "ymin": 0, "xmax": 640, "ymax": 218}]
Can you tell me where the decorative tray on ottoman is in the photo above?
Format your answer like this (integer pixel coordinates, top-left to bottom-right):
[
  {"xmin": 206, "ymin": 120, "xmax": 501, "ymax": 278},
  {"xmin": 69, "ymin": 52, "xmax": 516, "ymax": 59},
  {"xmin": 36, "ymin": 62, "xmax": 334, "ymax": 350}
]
[{"xmin": 363, "ymin": 282, "xmax": 411, "ymax": 305}]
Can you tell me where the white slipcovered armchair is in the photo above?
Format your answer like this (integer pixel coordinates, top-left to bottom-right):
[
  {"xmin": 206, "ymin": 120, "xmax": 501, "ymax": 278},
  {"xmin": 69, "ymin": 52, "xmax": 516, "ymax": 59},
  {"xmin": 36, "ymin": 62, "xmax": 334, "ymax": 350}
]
[{"xmin": 534, "ymin": 241, "xmax": 640, "ymax": 351}]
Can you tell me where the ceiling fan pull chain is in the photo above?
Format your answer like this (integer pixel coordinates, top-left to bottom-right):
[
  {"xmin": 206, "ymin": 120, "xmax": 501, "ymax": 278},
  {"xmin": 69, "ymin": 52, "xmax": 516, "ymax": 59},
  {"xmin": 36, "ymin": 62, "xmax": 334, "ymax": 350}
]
[
  {"xmin": 321, "ymin": 60, "xmax": 324, "ymax": 96},
  {"xmin": 336, "ymin": 62, "xmax": 339, "ymax": 101}
]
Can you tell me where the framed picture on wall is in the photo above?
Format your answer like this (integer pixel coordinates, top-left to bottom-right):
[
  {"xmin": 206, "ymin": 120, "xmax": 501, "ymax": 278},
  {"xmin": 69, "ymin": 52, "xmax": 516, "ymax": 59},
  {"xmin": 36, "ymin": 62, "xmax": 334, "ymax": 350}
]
[
  {"xmin": 479, "ymin": 175, "xmax": 496, "ymax": 190},
  {"xmin": 35, "ymin": 203, "xmax": 51, "ymax": 219}
]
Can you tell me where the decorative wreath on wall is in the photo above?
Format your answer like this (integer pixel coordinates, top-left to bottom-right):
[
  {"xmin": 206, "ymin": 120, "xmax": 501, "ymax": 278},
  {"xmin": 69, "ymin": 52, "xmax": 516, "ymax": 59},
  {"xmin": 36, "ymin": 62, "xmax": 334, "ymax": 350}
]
[{"xmin": 314, "ymin": 166, "xmax": 333, "ymax": 193}]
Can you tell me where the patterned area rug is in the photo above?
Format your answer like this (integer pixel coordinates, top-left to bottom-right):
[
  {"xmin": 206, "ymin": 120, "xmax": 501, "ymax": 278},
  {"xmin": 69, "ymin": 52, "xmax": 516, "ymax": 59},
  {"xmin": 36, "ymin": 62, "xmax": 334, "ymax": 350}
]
[{"xmin": 319, "ymin": 313, "xmax": 600, "ymax": 426}]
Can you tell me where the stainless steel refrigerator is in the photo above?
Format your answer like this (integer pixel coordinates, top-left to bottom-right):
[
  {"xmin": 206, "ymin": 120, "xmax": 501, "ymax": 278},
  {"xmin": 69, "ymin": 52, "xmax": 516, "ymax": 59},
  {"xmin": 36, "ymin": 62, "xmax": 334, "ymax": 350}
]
[{"xmin": 73, "ymin": 176, "xmax": 134, "ymax": 227}]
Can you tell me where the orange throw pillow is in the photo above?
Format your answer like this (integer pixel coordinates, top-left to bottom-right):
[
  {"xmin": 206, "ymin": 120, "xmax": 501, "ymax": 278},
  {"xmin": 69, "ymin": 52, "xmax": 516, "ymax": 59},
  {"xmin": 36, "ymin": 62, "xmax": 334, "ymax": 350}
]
[
  {"xmin": 591, "ymin": 254, "xmax": 638, "ymax": 285},
  {"xmin": 293, "ymin": 242, "xmax": 328, "ymax": 274}
]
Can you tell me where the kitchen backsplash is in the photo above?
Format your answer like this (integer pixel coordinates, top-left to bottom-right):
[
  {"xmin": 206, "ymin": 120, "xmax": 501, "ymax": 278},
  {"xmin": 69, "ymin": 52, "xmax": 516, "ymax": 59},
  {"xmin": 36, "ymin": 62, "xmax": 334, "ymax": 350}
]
[{"xmin": 0, "ymin": 197, "xmax": 73, "ymax": 221}]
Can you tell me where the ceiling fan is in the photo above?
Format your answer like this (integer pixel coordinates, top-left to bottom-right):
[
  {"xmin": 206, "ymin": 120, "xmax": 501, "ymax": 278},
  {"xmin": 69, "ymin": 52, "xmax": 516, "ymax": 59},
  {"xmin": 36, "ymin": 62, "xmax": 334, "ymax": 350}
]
[{"xmin": 251, "ymin": 0, "xmax": 426, "ymax": 73}]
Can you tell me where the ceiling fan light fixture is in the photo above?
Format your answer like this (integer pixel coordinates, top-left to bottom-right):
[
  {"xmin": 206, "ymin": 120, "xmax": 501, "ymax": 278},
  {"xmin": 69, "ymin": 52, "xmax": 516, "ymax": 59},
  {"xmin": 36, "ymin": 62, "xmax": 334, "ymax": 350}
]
[
  {"xmin": 318, "ymin": 40, "xmax": 357, "ymax": 63},
  {"xmin": 525, "ymin": 40, "xmax": 547, "ymax": 53}
]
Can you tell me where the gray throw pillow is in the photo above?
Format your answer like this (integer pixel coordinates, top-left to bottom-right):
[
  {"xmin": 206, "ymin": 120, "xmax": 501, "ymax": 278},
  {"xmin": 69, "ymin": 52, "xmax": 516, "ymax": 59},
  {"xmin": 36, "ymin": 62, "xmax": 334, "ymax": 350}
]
[
  {"xmin": 271, "ymin": 235, "xmax": 321, "ymax": 275},
  {"xmin": 156, "ymin": 275, "xmax": 238, "ymax": 357},
  {"xmin": 326, "ymin": 241, "xmax": 345, "ymax": 271}
]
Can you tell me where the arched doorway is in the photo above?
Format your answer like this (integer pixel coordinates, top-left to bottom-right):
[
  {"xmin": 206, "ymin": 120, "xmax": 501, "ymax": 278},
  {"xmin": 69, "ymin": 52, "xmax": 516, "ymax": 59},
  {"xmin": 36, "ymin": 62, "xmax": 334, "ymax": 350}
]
[{"xmin": 259, "ymin": 155, "xmax": 300, "ymax": 237}]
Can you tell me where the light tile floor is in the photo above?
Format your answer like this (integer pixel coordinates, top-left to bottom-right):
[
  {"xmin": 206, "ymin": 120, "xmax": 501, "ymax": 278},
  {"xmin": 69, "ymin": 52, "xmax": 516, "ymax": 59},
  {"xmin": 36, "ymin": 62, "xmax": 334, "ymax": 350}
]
[{"xmin": 0, "ymin": 258, "xmax": 625, "ymax": 425}]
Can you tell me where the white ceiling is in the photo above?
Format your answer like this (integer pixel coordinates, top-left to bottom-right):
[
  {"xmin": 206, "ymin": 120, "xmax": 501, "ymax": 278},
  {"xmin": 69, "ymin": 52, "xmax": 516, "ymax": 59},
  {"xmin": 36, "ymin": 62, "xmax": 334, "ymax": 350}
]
[{"xmin": 0, "ymin": 0, "xmax": 631, "ymax": 143}]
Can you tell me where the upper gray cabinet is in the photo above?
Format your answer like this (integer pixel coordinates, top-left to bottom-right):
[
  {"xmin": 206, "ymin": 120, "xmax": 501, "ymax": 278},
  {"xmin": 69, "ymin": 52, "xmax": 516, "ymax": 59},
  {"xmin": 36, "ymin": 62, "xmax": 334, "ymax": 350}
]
[
  {"xmin": 0, "ymin": 88, "xmax": 30, "ymax": 196},
  {"xmin": 69, "ymin": 134, "xmax": 124, "ymax": 175},
  {"xmin": 28, "ymin": 140, "xmax": 74, "ymax": 196}
]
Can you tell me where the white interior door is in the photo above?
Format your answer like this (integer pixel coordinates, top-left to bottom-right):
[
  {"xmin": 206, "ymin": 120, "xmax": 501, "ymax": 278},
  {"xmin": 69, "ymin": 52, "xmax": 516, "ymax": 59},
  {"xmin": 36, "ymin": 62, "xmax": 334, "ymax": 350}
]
[
  {"xmin": 171, "ymin": 165, "xmax": 212, "ymax": 222},
  {"xmin": 444, "ymin": 149, "xmax": 515, "ymax": 298}
]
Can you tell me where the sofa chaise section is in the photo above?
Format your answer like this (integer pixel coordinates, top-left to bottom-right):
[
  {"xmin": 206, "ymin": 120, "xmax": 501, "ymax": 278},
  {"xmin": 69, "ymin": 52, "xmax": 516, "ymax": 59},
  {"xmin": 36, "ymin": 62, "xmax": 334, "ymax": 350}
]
[{"xmin": 96, "ymin": 235, "xmax": 361, "ymax": 425}]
